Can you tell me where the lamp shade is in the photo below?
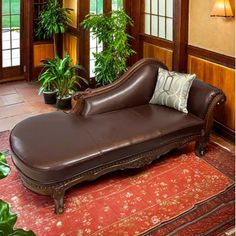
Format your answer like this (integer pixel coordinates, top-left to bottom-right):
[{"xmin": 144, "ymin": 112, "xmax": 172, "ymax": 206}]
[{"xmin": 211, "ymin": 0, "xmax": 234, "ymax": 17}]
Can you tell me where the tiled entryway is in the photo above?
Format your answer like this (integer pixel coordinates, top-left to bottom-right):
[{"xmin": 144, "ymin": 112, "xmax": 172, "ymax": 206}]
[{"xmin": 0, "ymin": 81, "xmax": 56, "ymax": 132}]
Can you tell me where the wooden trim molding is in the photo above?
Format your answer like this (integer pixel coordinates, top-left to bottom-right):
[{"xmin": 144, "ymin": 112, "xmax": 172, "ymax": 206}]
[
  {"xmin": 213, "ymin": 120, "xmax": 235, "ymax": 144},
  {"xmin": 140, "ymin": 34, "xmax": 174, "ymax": 50},
  {"xmin": 66, "ymin": 26, "xmax": 80, "ymax": 37},
  {"xmin": 187, "ymin": 45, "xmax": 235, "ymax": 69}
]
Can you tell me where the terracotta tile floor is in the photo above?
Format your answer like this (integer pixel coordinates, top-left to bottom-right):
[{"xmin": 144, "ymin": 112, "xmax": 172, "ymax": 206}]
[
  {"xmin": 0, "ymin": 81, "xmax": 234, "ymax": 153},
  {"xmin": 0, "ymin": 81, "xmax": 56, "ymax": 132}
]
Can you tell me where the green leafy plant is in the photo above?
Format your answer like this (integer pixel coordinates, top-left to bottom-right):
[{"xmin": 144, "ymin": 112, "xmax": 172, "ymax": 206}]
[
  {"xmin": 0, "ymin": 152, "xmax": 35, "ymax": 235},
  {"xmin": 38, "ymin": 59, "xmax": 58, "ymax": 94},
  {"xmin": 0, "ymin": 152, "xmax": 10, "ymax": 179},
  {"xmin": 36, "ymin": 0, "xmax": 72, "ymax": 57},
  {"xmin": 39, "ymin": 53, "xmax": 88, "ymax": 99},
  {"xmin": 81, "ymin": 10, "xmax": 135, "ymax": 86}
]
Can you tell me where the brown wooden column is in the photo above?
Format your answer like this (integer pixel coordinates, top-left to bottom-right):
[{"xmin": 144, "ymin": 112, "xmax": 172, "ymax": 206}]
[
  {"xmin": 104, "ymin": 1, "xmax": 111, "ymax": 13},
  {"xmin": 78, "ymin": 0, "xmax": 90, "ymax": 79},
  {"xmin": 124, "ymin": 0, "xmax": 142, "ymax": 65},
  {"xmin": 173, "ymin": 0, "xmax": 189, "ymax": 72}
]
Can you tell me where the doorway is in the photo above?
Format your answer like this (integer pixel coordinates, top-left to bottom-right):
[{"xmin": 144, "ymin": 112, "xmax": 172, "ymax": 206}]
[{"xmin": 0, "ymin": 0, "xmax": 24, "ymax": 82}]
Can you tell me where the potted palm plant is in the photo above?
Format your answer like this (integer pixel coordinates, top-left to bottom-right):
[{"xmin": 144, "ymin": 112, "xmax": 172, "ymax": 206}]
[
  {"xmin": 81, "ymin": 10, "xmax": 135, "ymax": 86},
  {"xmin": 38, "ymin": 59, "xmax": 58, "ymax": 104},
  {"xmin": 36, "ymin": 0, "xmax": 72, "ymax": 57},
  {"xmin": 42, "ymin": 53, "xmax": 88, "ymax": 110}
]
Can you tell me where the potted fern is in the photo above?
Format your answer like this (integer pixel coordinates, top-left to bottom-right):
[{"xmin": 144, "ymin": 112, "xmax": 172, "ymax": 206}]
[
  {"xmin": 36, "ymin": 0, "xmax": 72, "ymax": 57},
  {"xmin": 81, "ymin": 10, "xmax": 135, "ymax": 86}
]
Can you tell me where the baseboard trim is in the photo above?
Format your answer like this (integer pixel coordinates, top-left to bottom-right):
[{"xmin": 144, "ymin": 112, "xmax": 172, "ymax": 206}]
[{"xmin": 213, "ymin": 121, "xmax": 235, "ymax": 144}]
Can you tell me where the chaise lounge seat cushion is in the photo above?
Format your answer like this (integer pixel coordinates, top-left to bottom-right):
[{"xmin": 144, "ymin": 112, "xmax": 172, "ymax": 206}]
[{"xmin": 10, "ymin": 104, "xmax": 204, "ymax": 184}]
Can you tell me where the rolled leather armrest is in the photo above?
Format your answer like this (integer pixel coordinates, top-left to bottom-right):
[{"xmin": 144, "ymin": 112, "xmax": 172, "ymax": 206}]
[
  {"xmin": 72, "ymin": 58, "xmax": 168, "ymax": 116},
  {"xmin": 187, "ymin": 79, "xmax": 226, "ymax": 121}
]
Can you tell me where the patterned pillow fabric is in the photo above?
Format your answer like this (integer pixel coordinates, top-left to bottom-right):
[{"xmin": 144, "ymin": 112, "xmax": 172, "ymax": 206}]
[{"xmin": 149, "ymin": 67, "xmax": 196, "ymax": 113}]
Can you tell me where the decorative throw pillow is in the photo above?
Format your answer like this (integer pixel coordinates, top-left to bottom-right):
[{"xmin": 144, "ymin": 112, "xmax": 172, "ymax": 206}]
[{"xmin": 149, "ymin": 67, "xmax": 196, "ymax": 113}]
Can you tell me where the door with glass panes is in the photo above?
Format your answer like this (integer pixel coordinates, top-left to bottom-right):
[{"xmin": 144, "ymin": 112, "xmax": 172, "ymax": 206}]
[{"xmin": 1, "ymin": 0, "xmax": 23, "ymax": 81}]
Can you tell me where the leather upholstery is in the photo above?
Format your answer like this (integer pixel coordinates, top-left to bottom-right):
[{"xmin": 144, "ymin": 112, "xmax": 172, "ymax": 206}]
[
  {"xmin": 188, "ymin": 79, "xmax": 226, "ymax": 120},
  {"xmin": 76, "ymin": 59, "xmax": 168, "ymax": 116},
  {"xmin": 10, "ymin": 58, "xmax": 225, "ymax": 187},
  {"xmin": 10, "ymin": 106, "xmax": 203, "ymax": 183}
]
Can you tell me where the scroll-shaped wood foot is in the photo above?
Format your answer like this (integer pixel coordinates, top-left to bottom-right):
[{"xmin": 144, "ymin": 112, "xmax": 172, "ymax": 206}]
[
  {"xmin": 195, "ymin": 140, "xmax": 206, "ymax": 157},
  {"xmin": 53, "ymin": 189, "xmax": 65, "ymax": 215}
]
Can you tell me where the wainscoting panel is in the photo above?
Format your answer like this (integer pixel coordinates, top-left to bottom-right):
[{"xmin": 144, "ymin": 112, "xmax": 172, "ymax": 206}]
[
  {"xmin": 143, "ymin": 42, "xmax": 173, "ymax": 70},
  {"xmin": 188, "ymin": 55, "xmax": 235, "ymax": 133},
  {"xmin": 33, "ymin": 44, "xmax": 54, "ymax": 67},
  {"xmin": 63, "ymin": 34, "xmax": 78, "ymax": 65}
]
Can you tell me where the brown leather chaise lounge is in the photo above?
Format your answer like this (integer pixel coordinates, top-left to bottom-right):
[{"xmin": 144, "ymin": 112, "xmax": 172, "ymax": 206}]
[{"xmin": 10, "ymin": 58, "xmax": 226, "ymax": 214}]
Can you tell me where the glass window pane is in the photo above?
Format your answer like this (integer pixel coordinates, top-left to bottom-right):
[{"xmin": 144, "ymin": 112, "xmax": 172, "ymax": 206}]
[
  {"xmin": 151, "ymin": 0, "xmax": 158, "ymax": 14},
  {"xmin": 159, "ymin": 16, "xmax": 165, "ymax": 38},
  {"xmin": 166, "ymin": 18, "xmax": 173, "ymax": 40},
  {"xmin": 145, "ymin": 0, "xmax": 150, "ymax": 13},
  {"xmin": 12, "ymin": 57, "xmax": 20, "ymax": 66},
  {"xmin": 2, "ymin": 16, "xmax": 10, "ymax": 28},
  {"xmin": 166, "ymin": 0, "xmax": 173, "ymax": 17},
  {"xmin": 2, "ymin": 40, "xmax": 10, "ymax": 50},
  {"xmin": 90, "ymin": 0, "xmax": 96, "ymax": 13},
  {"xmin": 12, "ymin": 48, "xmax": 20, "ymax": 58},
  {"xmin": 2, "ymin": 30, "xmax": 11, "ymax": 41},
  {"xmin": 2, "ymin": 50, "xmax": 11, "ymax": 67},
  {"xmin": 145, "ymin": 14, "xmax": 150, "ymax": 35},
  {"xmin": 90, "ymin": 60, "xmax": 95, "ymax": 77},
  {"xmin": 11, "ymin": 15, "xmax": 20, "ymax": 28},
  {"xmin": 90, "ymin": 38, "xmax": 96, "ymax": 49},
  {"xmin": 12, "ymin": 39, "xmax": 20, "ymax": 48},
  {"xmin": 90, "ymin": 50, "xmax": 95, "ymax": 60},
  {"xmin": 2, "ymin": 0, "xmax": 10, "ymax": 15},
  {"xmin": 11, "ymin": 29, "xmax": 20, "ymax": 40},
  {"xmin": 151, "ymin": 15, "xmax": 158, "ymax": 36},
  {"xmin": 2, "ymin": 29, "xmax": 11, "ymax": 50},
  {"xmin": 11, "ymin": 0, "xmax": 20, "ymax": 14},
  {"xmin": 97, "ymin": 0, "xmax": 103, "ymax": 14},
  {"xmin": 159, "ymin": 0, "xmax": 166, "ymax": 16},
  {"xmin": 112, "ymin": 0, "xmax": 123, "ymax": 10},
  {"xmin": 3, "ymin": 59, "xmax": 11, "ymax": 68}
]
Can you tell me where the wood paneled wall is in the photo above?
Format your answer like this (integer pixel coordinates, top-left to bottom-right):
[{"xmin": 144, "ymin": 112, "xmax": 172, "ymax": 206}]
[
  {"xmin": 63, "ymin": 34, "xmax": 78, "ymax": 65},
  {"xmin": 188, "ymin": 56, "xmax": 235, "ymax": 132},
  {"xmin": 143, "ymin": 42, "xmax": 173, "ymax": 70},
  {"xmin": 33, "ymin": 44, "xmax": 54, "ymax": 67}
]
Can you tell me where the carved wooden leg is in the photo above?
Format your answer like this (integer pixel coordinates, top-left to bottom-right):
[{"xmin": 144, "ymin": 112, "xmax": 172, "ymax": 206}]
[
  {"xmin": 195, "ymin": 134, "xmax": 210, "ymax": 157},
  {"xmin": 52, "ymin": 189, "xmax": 65, "ymax": 215}
]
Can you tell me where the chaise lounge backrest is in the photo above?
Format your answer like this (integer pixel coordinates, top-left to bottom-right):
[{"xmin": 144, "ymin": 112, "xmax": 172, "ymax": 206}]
[
  {"xmin": 76, "ymin": 59, "xmax": 168, "ymax": 116},
  {"xmin": 73, "ymin": 58, "xmax": 226, "ymax": 123}
]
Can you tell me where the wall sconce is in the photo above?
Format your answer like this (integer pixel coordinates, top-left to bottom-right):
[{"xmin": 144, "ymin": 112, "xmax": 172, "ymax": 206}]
[{"xmin": 211, "ymin": 0, "xmax": 234, "ymax": 17}]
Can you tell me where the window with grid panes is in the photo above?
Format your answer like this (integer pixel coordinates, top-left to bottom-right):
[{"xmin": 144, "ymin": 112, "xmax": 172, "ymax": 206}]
[
  {"xmin": 144, "ymin": 0, "xmax": 173, "ymax": 41},
  {"xmin": 2, "ymin": 0, "xmax": 21, "ymax": 68}
]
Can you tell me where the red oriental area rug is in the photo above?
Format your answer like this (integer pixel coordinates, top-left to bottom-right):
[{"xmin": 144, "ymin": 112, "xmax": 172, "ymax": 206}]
[{"xmin": 0, "ymin": 131, "xmax": 234, "ymax": 236}]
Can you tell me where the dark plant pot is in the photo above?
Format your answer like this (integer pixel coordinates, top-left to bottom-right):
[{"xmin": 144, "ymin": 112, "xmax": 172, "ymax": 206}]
[
  {"xmin": 43, "ymin": 91, "xmax": 57, "ymax": 104},
  {"xmin": 56, "ymin": 96, "xmax": 72, "ymax": 110}
]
